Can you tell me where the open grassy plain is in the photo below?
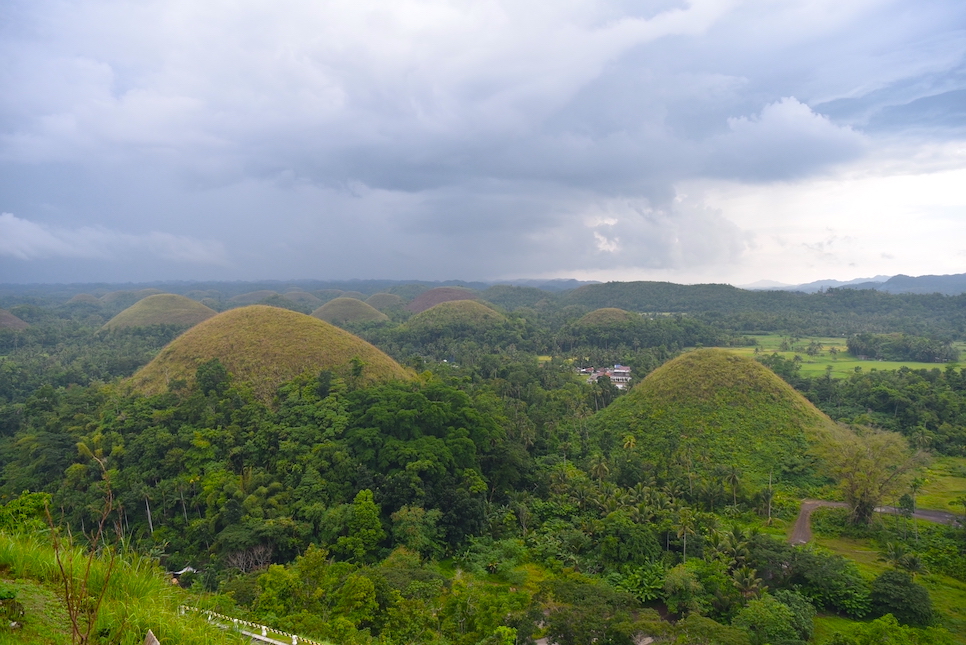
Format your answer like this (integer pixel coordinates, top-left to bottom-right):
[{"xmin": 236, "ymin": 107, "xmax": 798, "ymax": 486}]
[{"xmin": 720, "ymin": 333, "xmax": 965, "ymax": 377}]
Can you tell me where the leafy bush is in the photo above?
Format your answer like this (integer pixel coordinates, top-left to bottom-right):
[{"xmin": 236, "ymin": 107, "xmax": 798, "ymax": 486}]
[{"xmin": 869, "ymin": 570, "xmax": 934, "ymax": 627}]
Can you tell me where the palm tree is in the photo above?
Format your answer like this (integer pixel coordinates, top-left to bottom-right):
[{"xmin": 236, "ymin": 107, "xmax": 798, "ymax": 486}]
[
  {"xmin": 732, "ymin": 566, "xmax": 764, "ymax": 600},
  {"xmin": 589, "ymin": 454, "xmax": 610, "ymax": 482},
  {"xmin": 677, "ymin": 508, "xmax": 697, "ymax": 563},
  {"xmin": 622, "ymin": 433, "xmax": 637, "ymax": 450},
  {"xmin": 726, "ymin": 465, "xmax": 741, "ymax": 507}
]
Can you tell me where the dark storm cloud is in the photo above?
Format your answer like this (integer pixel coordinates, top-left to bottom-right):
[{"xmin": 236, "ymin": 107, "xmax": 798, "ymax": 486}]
[{"xmin": 0, "ymin": 0, "xmax": 964, "ymax": 282}]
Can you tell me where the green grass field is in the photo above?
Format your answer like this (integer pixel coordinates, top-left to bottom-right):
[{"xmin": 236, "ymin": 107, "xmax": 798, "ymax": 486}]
[
  {"xmin": 720, "ymin": 334, "xmax": 964, "ymax": 378},
  {"xmin": 918, "ymin": 456, "xmax": 966, "ymax": 515}
]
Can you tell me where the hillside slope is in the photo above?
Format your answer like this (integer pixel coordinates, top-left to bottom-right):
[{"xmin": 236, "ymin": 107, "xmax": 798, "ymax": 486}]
[{"xmin": 591, "ymin": 348, "xmax": 837, "ymax": 485}]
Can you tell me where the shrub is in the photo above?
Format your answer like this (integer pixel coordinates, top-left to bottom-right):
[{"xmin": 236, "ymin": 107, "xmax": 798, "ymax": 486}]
[{"xmin": 869, "ymin": 570, "xmax": 934, "ymax": 627}]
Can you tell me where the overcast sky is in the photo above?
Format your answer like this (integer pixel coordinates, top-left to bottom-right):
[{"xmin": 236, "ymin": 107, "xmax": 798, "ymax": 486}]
[{"xmin": 1, "ymin": 0, "xmax": 964, "ymax": 285}]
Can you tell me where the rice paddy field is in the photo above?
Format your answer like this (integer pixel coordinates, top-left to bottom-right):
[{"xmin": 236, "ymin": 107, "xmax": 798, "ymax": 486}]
[{"xmin": 720, "ymin": 334, "xmax": 966, "ymax": 378}]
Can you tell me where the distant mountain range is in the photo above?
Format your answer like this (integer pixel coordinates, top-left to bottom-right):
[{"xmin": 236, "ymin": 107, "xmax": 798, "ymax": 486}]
[{"xmin": 742, "ymin": 272, "xmax": 966, "ymax": 295}]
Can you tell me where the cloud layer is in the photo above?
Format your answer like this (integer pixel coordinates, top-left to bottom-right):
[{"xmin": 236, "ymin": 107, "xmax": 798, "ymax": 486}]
[{"xmin": 1, "ymin": 0, "xmax": 964, "ymax": 282}]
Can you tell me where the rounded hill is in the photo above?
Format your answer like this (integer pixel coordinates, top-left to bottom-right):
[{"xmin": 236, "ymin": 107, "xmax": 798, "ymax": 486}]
[
  {"xmin": 67, "ymin": 293, "xmax": 102, "ymax": 305},
  {"xmin": 282, "ymin": 291, "xmax": 322, "ymax": 307},
  {"xmin": 590, "ymin": 349, "xmax": 837, "ymax": 485},
  {"xmin": 100, "ymin": 288, "xmax": 163, "ymax": 304},
  {"xmin": 405, "ymin": 287, "xmax": 479, "ymax": 313},
  {"xmin": 228, "ymin": 290, "xmax": 278, "ymax": 305},
  {"xmin": 129, "ymin": 305, "xmax": 411, "ymax": 402},
  {"xmin": 405, "ymin": 300, "xmax": 506, "ymax": 338},
  {"xmin": 102, "ymin": 294, "xmax": 217, "ymax": 330},
  {"xmin": 0, "ymin": 309, "xmax": 29, "ymax": 330},
  {"xmin": 366, "ymin": 293, "xmax": 405, "ymax": 311},
  {"xmin": 312, "ymin": 298, "xmax": 389, "ymax": 325},
  {"xmin": 575, "ymin": 308, "xmax": 639, "ymax": 327}
]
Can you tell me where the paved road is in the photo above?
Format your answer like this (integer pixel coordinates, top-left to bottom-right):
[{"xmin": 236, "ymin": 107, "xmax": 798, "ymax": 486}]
[{"xmin": 789, "ymin": 500, "xmax": 960, "ymax": 545}]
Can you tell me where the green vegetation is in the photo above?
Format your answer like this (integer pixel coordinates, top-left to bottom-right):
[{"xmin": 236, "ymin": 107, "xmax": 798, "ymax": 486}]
[
  {"xmin": 101, "ymin": 294, "xmax": 216, "ymax": 330},
  {"xmin": 3, "ymin": 279, "xmax": 966, "ymax": 643},
  {"xmin": 129, "ymin": 305, "xmax": 411, "ymax": 402},
  {"xmin": 312, "ymin": 298, "xmax": 389, "ymax": 325},
  {"xmin": 848, "ymin": 333, "xmax": 959, "ymax": 363}
]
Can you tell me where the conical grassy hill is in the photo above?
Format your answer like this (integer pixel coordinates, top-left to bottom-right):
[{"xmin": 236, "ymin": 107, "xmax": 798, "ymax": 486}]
[
  {"xmin": 0, "ymin": 308, "xmax": 29, "ymax": 330},
  {"xmin": 102, "ymin": 294, "xmax": 217, "ymax": 330},
  {"xmin": 405, "ymin": 287, "xmax": 479, "ymax": 313},
  {"xmin": 129, "ymin": 305, "xmax": 411, "ymax": 402},
  {"xmin": 366, "ymin": 293, "xmax": 405, "ymax": 310},
  {"xmin": 590, "ymin": 349, "xmax": 837, "ymax": 485},
  {"xmin": 312, "ymin": 297, "xmax": 389, "ymax": 324},
  {"xmin": 405, "ymin": 300, "xmax": 506, "ymax": 337},
  {"xmin": 575, "ymin": 307, "xmax": 639, "ymax": 326}
]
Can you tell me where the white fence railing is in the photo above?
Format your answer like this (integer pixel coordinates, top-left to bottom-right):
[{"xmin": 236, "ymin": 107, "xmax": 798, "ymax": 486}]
[{"xmin": 179, "ymin": 605, "xmax": 331, "ymax": 645}]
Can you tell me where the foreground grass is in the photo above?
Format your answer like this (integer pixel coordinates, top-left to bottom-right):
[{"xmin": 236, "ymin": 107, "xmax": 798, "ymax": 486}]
[
  {"xmin": 721, "ymin": 334, "xmax": 964, "ymax": 378},
  {"xmin": 0, "ymin": 532, "xmax": 245, "ymax": 645}
]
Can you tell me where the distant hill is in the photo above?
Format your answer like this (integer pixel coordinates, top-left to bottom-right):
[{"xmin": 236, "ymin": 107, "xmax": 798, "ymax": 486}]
[
  {"xmin": 282, "ymin": 291, "xmax": 323, "ymax": 307},
  {"xmin": 312, "ymin": 298, "xmax": 389, "ymax": 325},
  {"xmin": 872, "ymin": 273, "xmax": 966, "ymax": 295},
  {"xmin": 129, "ymin": 305, "xmax": 411, "ymax": 403},
  {"xmin": 102, "ymin": 294, "xmax": 217, "ymax": 330},
  {"xmin": 480, "ymin": 285, "xmax": 552, "ymax": 310},
  {"xmin": 405, "ymin": 300, "xmax": 506, "ymax": 339},
  {"xmin": 0, "ymin": 308, "xmax": 29, "ymax": 330},
  {"xmin": 67, "ymin": 293, "xmax": 102, "ymax": 305},
  {"xmin": 590, "ymin": 349, "xmax": 837, "ymax": 486},
  {"xmin": 405, "ymin": 287, "xmax": 480, "ymax": 313},
  {"xmin": 366, "ymin": 293, "xmax": 406, "ymax": 310},
  {"xmin": 228, "ymin": 290, "xmax": 279, "ymax": 305},
  {"xmin": 742, "ymin": 273, "xmax": 966, "ymax": 296}
]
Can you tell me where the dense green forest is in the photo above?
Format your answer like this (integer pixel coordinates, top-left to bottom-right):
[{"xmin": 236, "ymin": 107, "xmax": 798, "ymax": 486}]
[{"xmin": 1, "ymin": 280, "xmax": 965, "ymax": 645}]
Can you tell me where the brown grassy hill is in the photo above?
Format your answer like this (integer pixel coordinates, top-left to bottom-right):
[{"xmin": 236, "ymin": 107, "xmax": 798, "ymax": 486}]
[
  {"xmin": 366, "ymin": 293, "xmax": 405, "ymax": 311},
  {"xmin": 228, "ymin": 290, "xmax": 279, "ymax": 305},
  {"xmin": 590, "ymin": 348, "xmax": 837, "ymax": 486},
  {"xmin": 129, "ymin": 305, "xmax": 411, "ymax": 402},
  {"xmin": 0, "ymin": 309, "xmax": 29, "ymax": 330},
  {"xmin": 312, "ymin": 298, "xmax": 389, "ymax": 325},
  {"xmin": 405, "ymin": 287, "xmax": 479, "ymax": 313},
  {"xmin": 575, "ymin": 308, "xmax": 639, "ymax": 326},
  {"xmin": 341, "ymin": 291, "xmax": 366, "ymax": 300},
  {"xmin": 102, "ymin": 294, "xmax": 217, "ymax": 330}
]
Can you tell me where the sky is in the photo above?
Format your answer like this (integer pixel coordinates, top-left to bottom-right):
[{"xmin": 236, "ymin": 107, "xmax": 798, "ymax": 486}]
[{"xmin": 1, "ymin": 0, "xmax": 965, "ymax": 286}]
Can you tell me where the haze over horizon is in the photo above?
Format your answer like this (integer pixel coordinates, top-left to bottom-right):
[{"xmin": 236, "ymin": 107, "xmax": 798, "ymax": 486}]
[{"xmin": 2, "ymin": 1, "xmax": 965, "ymax": 286}]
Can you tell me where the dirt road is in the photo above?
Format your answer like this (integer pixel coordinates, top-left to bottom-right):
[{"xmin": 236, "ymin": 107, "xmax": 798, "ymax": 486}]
[{"xmin": 788, "ymin": 500, "xmax": 960, "ymax": 545}]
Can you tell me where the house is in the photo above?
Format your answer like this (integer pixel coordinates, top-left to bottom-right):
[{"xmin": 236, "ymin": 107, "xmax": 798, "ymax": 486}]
[{"xmin": 582, "ymin": 364, "xmax": 632, "ymax": 389}]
